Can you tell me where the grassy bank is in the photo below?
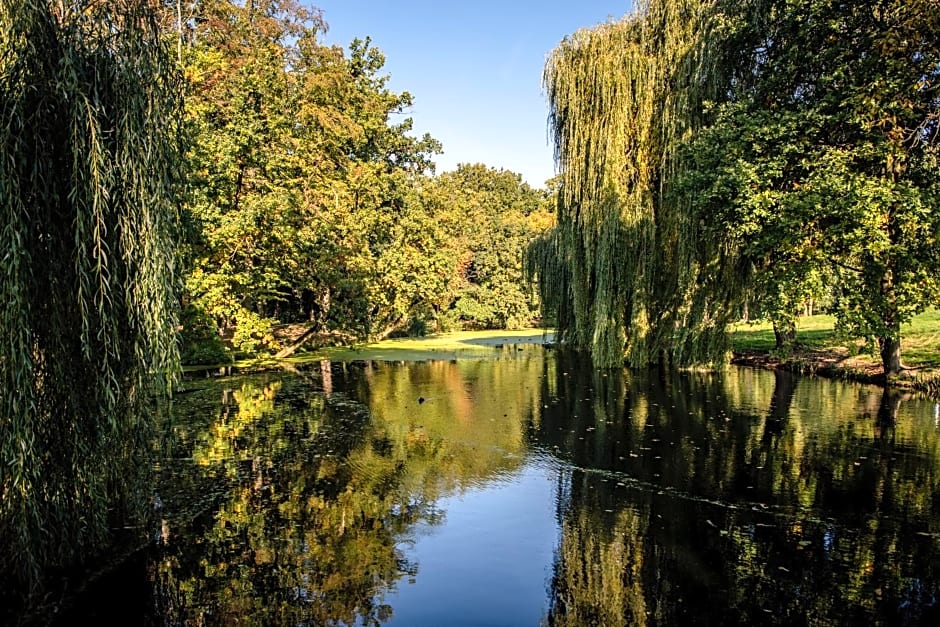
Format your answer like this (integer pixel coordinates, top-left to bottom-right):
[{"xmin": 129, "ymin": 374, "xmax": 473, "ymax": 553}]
[
  {"xmin": 183, "ymin": 329, "xmax": 556, "ymax": 375},
  {"xmin": 731, "ymin": 310, "xmax": 940, "ymax": 395},
  {"xmin": 296, "ymin": 328, "xmax": 555, "ymax": 362},
  {"xmin": 185, "ymin": 315, "xmax": 940, "ymax": 396}
]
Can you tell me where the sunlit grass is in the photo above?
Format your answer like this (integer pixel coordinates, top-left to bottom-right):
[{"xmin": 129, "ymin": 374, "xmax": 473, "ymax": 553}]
[
  {"xmin": 731, "ymin": 310, "xmax": 940, "ymax": 368},
  {"xmin": 290, "ymin": 328, "xmax": 556, "ymax": 363},
  {"xmin": 731, "ymin": 315, "xmax": 838, "ymax": 353},
  {"xmin": 898, "ymin": 309, "xmax": 940, "ymax": 367},
  {"xmin": 180, "ymin": 329, "xmax": 557, "ymax": 372}
]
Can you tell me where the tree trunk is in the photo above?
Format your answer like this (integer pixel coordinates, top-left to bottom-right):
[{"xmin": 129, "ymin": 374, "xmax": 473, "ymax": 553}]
[
  {"xmin": 763, "ymin": 369, "xmax": 796, "ymax": 441},
  {"xmin": 772, "ymin": 318, "xmax": 796, "ymax": 351},
  {"xmin": 319, "ymin": 287, "xmax": 331, "ymax": 328},
  {"xmin": 374, "ymin": 323, "xmax": 403, "ymax": 342},
  {"xmin": 879, "ymin": 264, "xmax": 902, "ymax": 378},
  {"xmin": 176, "ymin": 0, "xmax": 183, "ymax": 64},
  {"xmin": 320, "ymin": 360, "xmax": 333, "ymax": 397},
  {"xmin": 274, "ymin": 325, "xmax": 319, "ymax": 359},
  {"xmin": 876, "ymin": 388, "xmax": 901, "ymax": 434},
  {"xmin": 879, "ymin": 334, "xmax": 901, "ymax": 378},
  {"xmin": 232, "ymin": 157, "xmax": 245, "ymax": 213}
]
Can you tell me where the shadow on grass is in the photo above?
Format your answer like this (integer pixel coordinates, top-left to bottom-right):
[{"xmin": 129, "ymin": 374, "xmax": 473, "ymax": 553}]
[{"xmin": 732, "ymin": 325, "xmax": 837, "ymax": 354}]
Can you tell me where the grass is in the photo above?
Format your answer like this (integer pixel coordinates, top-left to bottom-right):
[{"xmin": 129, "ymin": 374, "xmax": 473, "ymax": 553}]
[
  {"xmin": 181, "ymin": 329, "xmax": 556, "ymax": 375},
  {"xmin": 185, "ymin": 314, "xmax": 940, "ymax": 394},
  {"xmin": 731, "ymin": 314, "xmax": 839, "ymax": 354},
  {"xmin": 181, "ymin": 329, "xmax": 555, "ymax": 372},
  {"xmin": 731, "ymin": 310, "xmax": 940, "ymax": 396},
  {"xmin": 297, "ymin": 328, "xmax": 556, "ymax": 362},
  {"xmin": 896, "ymin": 309, "xmax": 940, "ymax": 367},
  {"xmin": 731, "ymin": 310, "xmax": 940, "ymax": 368}
]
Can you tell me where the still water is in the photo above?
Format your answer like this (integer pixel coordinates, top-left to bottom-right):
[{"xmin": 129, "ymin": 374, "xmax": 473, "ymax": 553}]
[{"xmin": 63, "ymin": 345, "xmax": 940, "ymax": 625}]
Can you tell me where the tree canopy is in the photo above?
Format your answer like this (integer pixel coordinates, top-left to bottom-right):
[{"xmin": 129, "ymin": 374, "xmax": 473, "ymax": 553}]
[
  {"xmin": 426, "ymin": 164, "xmax": 553, "ymax": 331},
  {"xmin": 179, "ymin": 0, "xmax": 444, "ymax": 355},
  {"xmin": 687, "ymin": 0, "xmax": 940, "ymax": 375},
  {"xmin": 535, "ymin": 0, "xmax": 940, "ymax": 373},
  {"xmin": 177, "ymin": 1, "xmax": 554, "ymax": 360},
  {"xmin": 2, "ymin": 0, "xmax": 939, "ymax": 613},
  {"xmin": 537, "ymin": 0, "xmax": 734, "ymax": 368}
]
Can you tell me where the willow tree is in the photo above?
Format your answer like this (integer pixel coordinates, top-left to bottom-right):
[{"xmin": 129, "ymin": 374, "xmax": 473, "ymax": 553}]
[
  {"xmin": 536, "ymin": 0, "xmax": 741, "ymax": 367},
  {"xmin": 0, "ymin": 0, "xmax": 182, "ymax": 592}
]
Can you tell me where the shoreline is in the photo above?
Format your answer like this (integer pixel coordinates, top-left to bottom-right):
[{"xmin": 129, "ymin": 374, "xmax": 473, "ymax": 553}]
[
  {"xmin": 730, "ymin": 348, "xmax": 940, "ymax": 398},
  {"xmin": 181, "ymin": 328, "xmax": 940, "ymax": 400}
]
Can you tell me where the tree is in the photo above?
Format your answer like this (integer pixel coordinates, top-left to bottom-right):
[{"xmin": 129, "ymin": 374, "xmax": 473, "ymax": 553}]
[
  {"xmin": 679, "ymin": 103, "xmax": 833, "ymax": 352},
  {"xmin": 0, "ymin": 0, "xmax": 182, "ymax": 591},
  {"xmin": 181, "ymin": 0, "xmax": 330, "ymax": 352},
  {"xmin": 686, "ymin": 0, "xmax": 940, "ymax": 374},
  {"xmin": 180, "ymin": 1, "xmax": 445, "ymax": 355},
  {"xmin": 537, "ymin": 0, "xmax": 733, "ymax": 368},
  {"xmin": 537, "ymin": 0, "xmax": 940, "ymax": 375},
  {"xmin": 427, "ymin": 164, "xmax": 554, "ymax": 330}
]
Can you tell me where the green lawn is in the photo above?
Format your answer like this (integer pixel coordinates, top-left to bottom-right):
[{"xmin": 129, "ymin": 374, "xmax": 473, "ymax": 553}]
[
  {"xmin": 287, "ymin": 328, "xmax": 556, "ymax": 363},
  {"xmin": 731, "ymin": 309, "xmax": 940, "ymax": 368},
  {"xmin": 187, "ymin": 313, "xmax": 940, "ymax": 379},
  {"xmin": 181, "ymin": 328, "xmax": 557, "ymax": 373}
]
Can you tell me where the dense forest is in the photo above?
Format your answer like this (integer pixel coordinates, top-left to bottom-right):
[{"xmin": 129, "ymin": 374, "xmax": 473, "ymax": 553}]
[{"xmin": 1, "ymin": 0, "xmax": 938, "ymax": 609}]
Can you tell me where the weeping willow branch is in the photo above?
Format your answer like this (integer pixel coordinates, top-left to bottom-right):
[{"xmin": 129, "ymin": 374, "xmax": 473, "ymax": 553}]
[
  {"xmin": 534, "ymin": 0, "xmax": 741, "ymax": 368},
  {"xmin": 0, "ymin": 0, "xmax": 183, "ymax": 594}
]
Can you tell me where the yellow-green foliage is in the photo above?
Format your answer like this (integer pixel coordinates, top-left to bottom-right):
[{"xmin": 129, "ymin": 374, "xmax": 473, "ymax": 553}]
[
  {"xmin": 537, "ymin": 0, "xmax": 736, "ymax": 368},
  {"xmin": 155, "ymin": 355, "xmax": 547, "ymax": 623}
]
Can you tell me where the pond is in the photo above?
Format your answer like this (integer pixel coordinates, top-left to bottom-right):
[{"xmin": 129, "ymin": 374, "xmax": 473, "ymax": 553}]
[{"xmin": 57, "ymin": 344, "xmax": 940, "ymax": 625}]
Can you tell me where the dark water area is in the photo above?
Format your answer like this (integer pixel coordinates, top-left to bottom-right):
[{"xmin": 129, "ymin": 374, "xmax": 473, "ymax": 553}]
[{"xmin": 49, "ymin": 346, "xmax": 940, "ymax": 625}]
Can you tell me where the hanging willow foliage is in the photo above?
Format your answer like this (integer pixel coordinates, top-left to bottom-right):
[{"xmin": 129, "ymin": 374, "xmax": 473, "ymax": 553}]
[
  {"xmin": 0, "ymin": 0, "xmax": 183, "ymax": 592},
  {"xmin": 536, "ymin": 0, "xmax": 743, "ymax": 368}
]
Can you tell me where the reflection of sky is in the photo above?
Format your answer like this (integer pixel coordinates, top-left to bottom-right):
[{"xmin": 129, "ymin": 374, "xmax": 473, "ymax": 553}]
[{"xmin": 383, "ymin": 460, "xmax": 560, "ymax": 626}]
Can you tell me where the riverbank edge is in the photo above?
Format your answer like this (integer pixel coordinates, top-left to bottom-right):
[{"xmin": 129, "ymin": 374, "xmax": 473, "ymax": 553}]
[
  {"xmin": 731, "ymin": 348, "xmax": 940, "ymax": 398},
  {"xmin": 180, "ymin": 331, "xmax": 940, "ymax": 400}
]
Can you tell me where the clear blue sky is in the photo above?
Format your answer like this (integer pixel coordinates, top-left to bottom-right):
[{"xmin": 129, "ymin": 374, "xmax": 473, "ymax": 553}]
[{"xmin": 314, "ymin": 1, "xmax": 633, "ymax": 188}]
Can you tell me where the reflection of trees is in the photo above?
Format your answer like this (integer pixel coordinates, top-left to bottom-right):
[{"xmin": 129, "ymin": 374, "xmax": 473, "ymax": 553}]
[
  {"xmin": 155, "ymin": 376, "xmax": 418, "ymax": 625},
  {"xmin": 88, "ymin": 350, "xmax": 940, "ymax": 625},
  {"xmin": 353, "ymin": 355, "xmax": 546, "ymax": 497},
  {"xmin": 540, "ymin": 352, "xmax": 940, "ymax": 625},
  {"xmin": 151, "ymin": 352, "xmax": 548, "ymax": 625},
  {"xmin": 549, "ymin": 481, "xmax": 648, "ymax": 626}
]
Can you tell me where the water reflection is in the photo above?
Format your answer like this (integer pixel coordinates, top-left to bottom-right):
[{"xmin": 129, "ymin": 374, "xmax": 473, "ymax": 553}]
[
  {"xmin": 142, "ymin": 351, "xmax": 548, "ymax": 625},
  {"xmin": 58, "ymin": 347, "xmax": 940, "ymax": 625},
  {"xmin": 153, "ymin": 375, "xmax": 420, "ymax": 625},
  {"xmin": 539, "ymin": 352, "xmax": 940, "ymax": 625}
]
